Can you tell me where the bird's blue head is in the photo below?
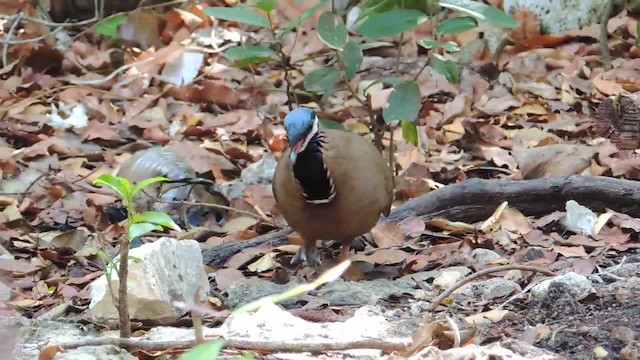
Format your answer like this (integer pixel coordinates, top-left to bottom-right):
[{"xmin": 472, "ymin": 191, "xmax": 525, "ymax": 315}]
[{"xmin": 283, "ymin": 107, "xmax": 319, "ymax": 163}]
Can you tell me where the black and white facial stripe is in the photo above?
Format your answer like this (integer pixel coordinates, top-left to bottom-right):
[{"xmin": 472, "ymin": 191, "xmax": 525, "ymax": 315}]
[{"xmin": 291, "ymin": 116, "xmax": 336, "ymax": 204}]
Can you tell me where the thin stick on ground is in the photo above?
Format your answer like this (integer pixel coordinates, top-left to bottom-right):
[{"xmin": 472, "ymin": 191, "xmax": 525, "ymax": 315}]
[
  {"xmin": 52, "ymin": 336, "xmax": 411, "ymax": 353},
  {"xmin": 427, "ymin": 264, "xmax": 556, "ymax": 311}
]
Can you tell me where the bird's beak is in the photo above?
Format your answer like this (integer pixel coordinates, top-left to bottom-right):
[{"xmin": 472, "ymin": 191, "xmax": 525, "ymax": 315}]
[{"xmin": 289, "ymin": 139, "xmax": 304, "ymax": 163}]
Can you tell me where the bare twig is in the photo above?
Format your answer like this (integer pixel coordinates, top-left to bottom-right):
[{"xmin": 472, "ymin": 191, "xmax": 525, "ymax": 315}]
[
  {"xmin": 66, "ymin": 57, "xmax": 154, "ymax": 85},
  {"xmin": 0, "ymin": 27, "xmax": 63, "ymax": 45},
  {"xmin": 0, "ymin": 12, "xmax": 98, "ymax": 28},
  {"xmin": 53, "ymin": 336, "xmax": 411, "ymax": 353},
  {"xmin": 2, "ymin": 13, "xmax": 23, "ymax": 67},
  {"xmin": 117, "ymin": 233, "xmax": 131, "ymax": 338},
  {"xmin": 192, "ymin": 286, "xmax": 204, "ymax": 344},
  {"xmin": 599, "ymin": 0, "xmax": 614, "ymax": 70},
  {"xmin": 427, "ymin": 265, "xmax": 556, "ymax": 311}
]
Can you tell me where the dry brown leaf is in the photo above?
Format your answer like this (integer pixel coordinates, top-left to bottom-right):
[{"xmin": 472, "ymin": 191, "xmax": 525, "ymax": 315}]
[
  {"xmin": 480, "ymin": 201, "xmax": 508, "ymax": 233},
  {"xmin": 552, "ymin": 245, "xmax": 588, "ymax": 258},
  {"xmin": 464, "ymin": 309, "xmax": 515, "ymax": 326},
  {"xmin": 426, "ymin": 217, "xmax": 476, "ymax": 234},
  {"xmin": 499, "ymin": 207, "xmax": 533, "ymax": 235},
  {"xmin": 397, "ymin": 216, "xmax": 426, "ymax": 237},
  {"xmin": 224, "ymin": 246, "xmax": 271, "ymax": 269},
  {"xmin": 215, "ymin": 268, "xmax": 245, "ymax": 291},
  {"xmin": 478, "ymin": 96, "xmax": 522, "ymax": 114},
  {"xmin": 520, "ymin": 324, "xmax": 551, "ymax": 345},
  {"xmin": 371, "ymin": 223, "xmax": 405, "ymax": 248},
  {"xmin": 481, "ymin": 147, "xmax": 517, "ymax": 170},
  {"xmin": 512, "ymin": 144, "xmax": 594, "ymax": 179},
  {"xmin": 351, "ymin": 249, "xmax": 407, "ymax": 265}
]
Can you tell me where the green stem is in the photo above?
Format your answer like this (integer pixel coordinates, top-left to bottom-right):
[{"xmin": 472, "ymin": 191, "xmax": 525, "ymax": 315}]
[{"xmin": 267, "ymin": 12, "xmax": 298, "ymax": 109}]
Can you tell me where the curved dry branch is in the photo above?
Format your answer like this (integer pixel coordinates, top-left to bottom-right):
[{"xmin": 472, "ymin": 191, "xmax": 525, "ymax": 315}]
[{"xmin": 203, "ymin": 175, "xmax": 640, "ymax": 267}]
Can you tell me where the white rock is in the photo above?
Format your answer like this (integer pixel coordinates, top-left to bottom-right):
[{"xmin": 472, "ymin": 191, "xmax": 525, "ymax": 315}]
[
  {"xmin": 503, "ymin": 0, "xmax": 606, "ymax": 35},
  {"xmin": 563, "ymin": 200, "xmax": 597, "ymax": 235},
  {"xmin": 433, "ymin": 270, "xmax": 465, "ymax": 290},
  {"xmin": 89, "ymin": 237, "xmax": 208, "ymax": 322},
  {"xmin": 220, "ymin": 302, "xmax": 410, "ymax": 347},
  {"xmin": 530, "ymin": 272, "xmax": 595, "ymax": 300}
]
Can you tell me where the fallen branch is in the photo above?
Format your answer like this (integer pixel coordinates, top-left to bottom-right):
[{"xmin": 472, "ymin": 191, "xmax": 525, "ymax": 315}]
[
  {"xmin": 426, "ymin": 265, "xmax": 556, "ymax": 311},
  {"xmin": 202, "ymin": 228, "xmax": 292, "ymax": 267},
  {"xmin": 202, "ymin": 175, "xmax": 640, "ymax": 267},
  {"xmin": 51, "ymin": 336, "xmax": 410, "ymax": 353}
]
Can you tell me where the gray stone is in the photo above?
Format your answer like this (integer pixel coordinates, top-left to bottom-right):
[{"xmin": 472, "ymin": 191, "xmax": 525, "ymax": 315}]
[
  {"xmin": 54, "ymin": 345, "xmax": 136, "ymax": 360},
  {"xmin": 531, "ymin": 272, "xmax": 595, "ymax": 300},
  {"xmin": 13, "ymin": 319, "xmax": 94, "ymax": 360},
  {"xmin": 227, "ymin": 278, "xmax": 301, "ymax": 309},
  {"xmin": 317, "ymin": 278, "xmax": 416, "ymax": 304},
  {"xmin": 609, "ymin": 262, "xmax": 640, "ymax": 278},
  {"xmin": 456, "ymin": 278, "xmax": 521, "ymax": 300},
  {"xmin": 402, "ymin": 266, "xmax": 472, "ymax": 283},
  {"xmin": 503, "ymin": 0, "xmax": 607, "ymax": 35},
  {"xmin": 227, "ymin": 277, "xmax": 418, "ymax": 309},
  {"xmin": 89, "ymin": 237, "xmax": 209, "ymax": 322},
  {"xmin": 0, "ymin": 314, "xmax": 30, "ymax": 359},
  {"xmin": 472, "ymin": 248, "xmax": 502, "ymax": 265}
]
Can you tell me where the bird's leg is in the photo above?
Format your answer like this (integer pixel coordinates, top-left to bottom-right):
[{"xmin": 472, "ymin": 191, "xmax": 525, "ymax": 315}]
[
  {"xmin": 337, "ymin": 241, "xmax": 352, "ymax": 263},
  {"xmin": 291, "ymin": 239, "xmax": 323, "ymax": 268}
]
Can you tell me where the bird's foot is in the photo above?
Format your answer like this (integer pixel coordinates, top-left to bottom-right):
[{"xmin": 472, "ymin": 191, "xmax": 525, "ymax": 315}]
[
  {"xmin": 291, "ymin": 243, "xmax": 323, "ymax": 269},
  {"xmin": 337, "ymin": 243, "xmax": 352, "ymax": 263}
]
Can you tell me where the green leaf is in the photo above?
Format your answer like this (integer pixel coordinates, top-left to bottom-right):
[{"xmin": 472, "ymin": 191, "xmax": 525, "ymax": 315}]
[
  {"xmin": 401, "ymin": 119, "xmax": 418, "ymax": 145},
  {"xmin": 358, "ymin": 9, "xmax": 428, "ymax": 38},
  {"xmin": 358, "ymin": 41, "xmax": 394, "ymax": 50},
  {"xmin": 356, "ymin": 0, "xmax": 396, "ymax": 24},
  {"xmin": 438, "ymin": 0, "xmax": 517, "ymax": 29},
  {"xmin": 304, "ymin": 68, "xmax": 340, "ymax": 92},
  {"xmin": 383, "ymin": 81, "xmax": 421, "ymax": 122},
  {"xmin": 340, "ymin": 40, "xmax": 363, "ymax": 80},
  {"xmin": 178, "ymin": 339, "xmax": 225, "ymax": 360},
  {"xmin": 317, "ymin": 11, "xmax": 348, "ymax": 49},
  {"xmin": 436, "ymin": 16, "xmax": 478, "ymax": 35},
  {"xmin": 254, "ymin": 0, "xmax": 276, "ymax": 13},
  {"xmin": 440, "ymin": 41, "xmax": 460, "ymax": 52},
  {"xmin": 417, "ymin": 38, "xmax": 438, "ymax": 49},
  {"xmin": 223, "ymin": 45, "xmax": 278, "ymax": 67},
  {"xmin": 204, "ymin": 7, "xmax": 269, "ymax": 28},
  {"xmin": 278, "ymin": 1, "xmax": 326, "ymax": 38},
  {"xmin": 132, "ymin": 211, "xmax": 181, "ymax": 231},
  {"xmin": 363, "ymin": 76, "xmax": 406, "ymax": 92},
  {"xmin": 92, "ymin": 174, "xmax": 132, "ymax": 205},
  {"xmin": 431, "ymin": 53, "xmax": 459, "ymax": 83},
  {"xmin": 131, "ymin": 176, "xmax": 170, "ymax": 196},
  {"xmin": 95, "ymin": 14, "xmax": 126, "ymax": 38},
  {"xmin": 319, "ymin": 118, "xmax": 347, "ymax": 131},
  {"xmin": 127, "ymin": 222, "xmax": 162, "ymax": 240}
]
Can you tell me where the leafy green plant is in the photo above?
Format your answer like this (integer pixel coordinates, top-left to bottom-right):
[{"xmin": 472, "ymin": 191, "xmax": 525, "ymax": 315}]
[
  {"xmin": 205, "ymin": 0, "xmax": 326, "ymax": 107},
  {"xmin": 91, "ymin": 174, "xmax": 180, "ymax": 338},
  {"xmin": 352, "ymin": 0, "xmax": 517, "ymax": 141},
  {"xmin": 95, "ymin": 13, "xmax": 127, "ymax": 38}
]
